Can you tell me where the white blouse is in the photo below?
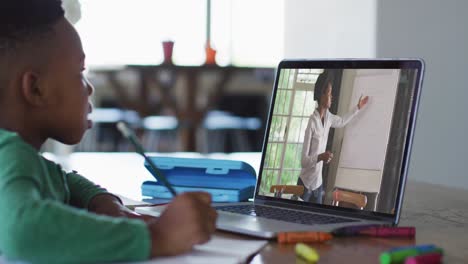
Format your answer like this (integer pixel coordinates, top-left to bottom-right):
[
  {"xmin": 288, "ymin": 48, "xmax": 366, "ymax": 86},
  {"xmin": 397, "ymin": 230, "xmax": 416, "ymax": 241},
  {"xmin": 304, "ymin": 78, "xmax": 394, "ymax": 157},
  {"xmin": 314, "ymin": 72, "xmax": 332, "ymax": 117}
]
[{"xmin": 299, "ymin": 106, "xmax": 360, "ymax": 190}]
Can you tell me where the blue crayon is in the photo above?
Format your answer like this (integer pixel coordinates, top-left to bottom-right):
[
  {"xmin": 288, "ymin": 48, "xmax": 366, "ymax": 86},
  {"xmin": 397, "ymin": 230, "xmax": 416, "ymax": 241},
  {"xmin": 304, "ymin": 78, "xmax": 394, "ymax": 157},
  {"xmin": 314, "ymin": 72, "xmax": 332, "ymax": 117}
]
[{"xmin": 388, "ymin": 244, "xmax": 436, "ymax": 253}]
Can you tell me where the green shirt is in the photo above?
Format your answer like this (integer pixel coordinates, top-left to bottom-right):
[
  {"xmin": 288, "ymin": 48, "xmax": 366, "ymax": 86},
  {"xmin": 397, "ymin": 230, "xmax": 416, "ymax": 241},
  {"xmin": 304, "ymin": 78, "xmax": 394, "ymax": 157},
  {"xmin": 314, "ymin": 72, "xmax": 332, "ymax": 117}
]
[{"xmin": 0, "ymin": 129, "xmax": 150, "ymax": 264}]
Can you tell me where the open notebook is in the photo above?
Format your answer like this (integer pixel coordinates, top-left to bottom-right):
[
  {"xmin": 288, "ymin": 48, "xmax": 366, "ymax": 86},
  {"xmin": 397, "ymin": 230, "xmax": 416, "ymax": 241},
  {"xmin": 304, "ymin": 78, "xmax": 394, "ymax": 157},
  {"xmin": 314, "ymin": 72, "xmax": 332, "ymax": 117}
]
[{"xmin": 123, "ymin": 236, "xmax": 267, "ymax": 264}]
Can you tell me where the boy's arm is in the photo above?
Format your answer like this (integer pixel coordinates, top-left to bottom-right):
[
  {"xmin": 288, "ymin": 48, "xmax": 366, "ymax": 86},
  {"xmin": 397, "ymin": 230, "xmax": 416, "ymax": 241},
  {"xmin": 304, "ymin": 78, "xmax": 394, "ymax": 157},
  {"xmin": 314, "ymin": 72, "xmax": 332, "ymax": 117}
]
[
  {"xmin": 0, "ymin": 145, "xmax": 150, "ymax": 264},
  {"xmin": 66, "ymin": 170, "xmax": 118, "ymax": 209},
  {"xmin": 67, "ymin": 171, "xmax": 156, "ymax": 221},
  {"xmin": 0, "ymin": 177, "xmax": 151, "ymax": 264}
]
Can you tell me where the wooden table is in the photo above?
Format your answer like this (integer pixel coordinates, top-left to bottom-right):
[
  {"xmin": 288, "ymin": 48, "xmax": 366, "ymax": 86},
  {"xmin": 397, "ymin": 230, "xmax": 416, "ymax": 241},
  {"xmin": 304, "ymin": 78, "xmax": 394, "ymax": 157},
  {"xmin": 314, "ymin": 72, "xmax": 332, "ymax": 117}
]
[
  {"xmin": 94, "ymin": 65, "xmax": 274, "ymax": 151},
  {"xmin": 57, "ymin": 152, "xmax": 468, "ymax": 263},
  {"xmin": 246, "ymin": 180, "xmax": 468, "ymax": 263}
]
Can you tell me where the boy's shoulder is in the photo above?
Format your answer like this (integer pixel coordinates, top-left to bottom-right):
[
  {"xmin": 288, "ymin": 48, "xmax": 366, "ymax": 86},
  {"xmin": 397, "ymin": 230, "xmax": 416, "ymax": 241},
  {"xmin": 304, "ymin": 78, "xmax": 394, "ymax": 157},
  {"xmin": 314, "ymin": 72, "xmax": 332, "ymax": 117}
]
[
  {"xmin": 0, "ymin": 129, "xmax": 37, "ymax": 156},
  {"xmin": 0, "ymin": 129, "xmax": 47, "ymax": 180}
]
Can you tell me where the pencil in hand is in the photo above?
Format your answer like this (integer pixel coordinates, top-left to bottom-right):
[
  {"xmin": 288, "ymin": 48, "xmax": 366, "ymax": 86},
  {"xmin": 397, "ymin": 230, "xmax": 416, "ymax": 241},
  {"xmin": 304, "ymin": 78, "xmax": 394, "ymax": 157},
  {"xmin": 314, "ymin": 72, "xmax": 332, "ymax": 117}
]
[{"xmin": 116, "ymin": 122, "xmax": 177, "ymax": 197}]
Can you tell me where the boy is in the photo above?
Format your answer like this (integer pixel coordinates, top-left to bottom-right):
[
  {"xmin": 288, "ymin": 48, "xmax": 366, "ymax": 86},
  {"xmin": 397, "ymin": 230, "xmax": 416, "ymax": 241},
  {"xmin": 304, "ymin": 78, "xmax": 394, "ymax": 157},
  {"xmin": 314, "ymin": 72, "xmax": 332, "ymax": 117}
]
[{"xmin": 0, "ymin": 1, "xmax": 217, "ymax": 263}]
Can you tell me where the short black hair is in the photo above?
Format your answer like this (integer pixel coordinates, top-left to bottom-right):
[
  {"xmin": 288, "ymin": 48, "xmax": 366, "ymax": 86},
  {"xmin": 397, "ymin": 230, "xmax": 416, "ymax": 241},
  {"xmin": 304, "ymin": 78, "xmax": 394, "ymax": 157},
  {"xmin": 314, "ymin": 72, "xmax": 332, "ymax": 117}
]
[
  {"xmin": 313, "ymin": 70, "xmax": 335, "ymax": 102},
  {"xmin": 0, "ymin": 0, "xmax": 64, "ymax": 101},
  {"xmin": 0, "ymin": 0, "xmax": 64, "ymax": 52}
]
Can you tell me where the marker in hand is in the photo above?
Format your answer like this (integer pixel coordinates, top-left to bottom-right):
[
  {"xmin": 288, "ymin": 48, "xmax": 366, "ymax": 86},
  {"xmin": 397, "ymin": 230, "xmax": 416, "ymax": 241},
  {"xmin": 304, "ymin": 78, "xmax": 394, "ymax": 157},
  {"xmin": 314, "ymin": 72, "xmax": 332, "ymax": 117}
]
[{"xmin": 117, "ymin": 122, "xmax": 177, "ymax": 197}]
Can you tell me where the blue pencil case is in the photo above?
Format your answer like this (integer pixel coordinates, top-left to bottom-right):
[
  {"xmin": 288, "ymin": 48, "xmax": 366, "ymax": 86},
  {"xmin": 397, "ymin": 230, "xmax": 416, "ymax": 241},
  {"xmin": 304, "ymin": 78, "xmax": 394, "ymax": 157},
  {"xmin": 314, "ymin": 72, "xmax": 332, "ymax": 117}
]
[{"xmin": 142, "ymin": 157, "xmax": 257, "ymax": 202}]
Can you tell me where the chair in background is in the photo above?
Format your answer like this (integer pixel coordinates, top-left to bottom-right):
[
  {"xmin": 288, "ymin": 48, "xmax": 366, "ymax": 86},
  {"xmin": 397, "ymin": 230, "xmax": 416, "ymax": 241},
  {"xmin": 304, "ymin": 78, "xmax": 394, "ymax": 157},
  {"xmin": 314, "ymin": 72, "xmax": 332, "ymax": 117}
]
[
  {"xmin": 269, "ymin": 185, "xmax": 304, "ymax": 200},
  {"xmin": 202, "ymin": 110, "xmax": 262, "ymax": 153},
  {"xmin": 76, "ymin": 108, "xmax": 141, "ymax": 152},
  {"xmin": 201, "ymin": 94, "xmax": 268, "ymax": 153},
  {"xmin": 331, "ymin": 188, "xmax": 368, "ymax": 210},
  {"xmin": 141, "ymin": 115, "xmax": 179, "ymax": 152}
]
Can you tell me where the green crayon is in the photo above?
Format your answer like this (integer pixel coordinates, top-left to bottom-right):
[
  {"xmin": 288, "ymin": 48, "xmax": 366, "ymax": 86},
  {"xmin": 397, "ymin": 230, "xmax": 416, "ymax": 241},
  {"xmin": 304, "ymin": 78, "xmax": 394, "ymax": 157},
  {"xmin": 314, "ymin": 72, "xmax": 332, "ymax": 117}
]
[{"xmin": 380, "ymin": 247, "xmax": 443, "ymax": 264}]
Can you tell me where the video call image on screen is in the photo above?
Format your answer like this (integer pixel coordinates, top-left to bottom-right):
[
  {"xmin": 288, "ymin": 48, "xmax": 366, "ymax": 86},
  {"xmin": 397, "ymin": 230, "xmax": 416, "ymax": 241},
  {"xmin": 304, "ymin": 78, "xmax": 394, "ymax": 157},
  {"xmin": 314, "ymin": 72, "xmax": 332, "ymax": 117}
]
[{"xmin": 258, "ymin": 68, "xmax": 418, "ymax": 214}]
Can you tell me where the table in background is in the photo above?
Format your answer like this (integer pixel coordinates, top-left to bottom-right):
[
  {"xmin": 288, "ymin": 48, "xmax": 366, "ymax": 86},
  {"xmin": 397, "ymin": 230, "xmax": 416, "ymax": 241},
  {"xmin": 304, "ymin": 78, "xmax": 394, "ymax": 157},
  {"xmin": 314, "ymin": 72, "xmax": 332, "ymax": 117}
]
[{"xmin": 54, "ymin": 152, "xmax": 468, "ymax": 263}]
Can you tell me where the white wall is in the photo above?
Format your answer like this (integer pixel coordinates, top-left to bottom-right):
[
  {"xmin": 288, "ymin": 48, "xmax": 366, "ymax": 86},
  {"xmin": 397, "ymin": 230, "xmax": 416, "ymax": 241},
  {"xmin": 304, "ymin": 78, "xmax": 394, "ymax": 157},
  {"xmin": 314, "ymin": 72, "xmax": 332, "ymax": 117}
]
[
  {"xmin": 376, "ymin": 0, "xmax": 468, "ymax": 190},
  {"xmin": 284, "ymin": 0, "xmax": 468, "ymax": 190},
  {"xmin": 284, "ymin": 0, "xmax": 376, "ymax": 58}
]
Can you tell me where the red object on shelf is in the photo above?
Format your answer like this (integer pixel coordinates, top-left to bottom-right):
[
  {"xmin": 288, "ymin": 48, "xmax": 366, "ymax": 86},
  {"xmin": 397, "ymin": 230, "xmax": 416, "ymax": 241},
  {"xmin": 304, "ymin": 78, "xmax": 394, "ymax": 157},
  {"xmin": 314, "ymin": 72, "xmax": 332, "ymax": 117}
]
[
  {"xmin": 162, "ymin": 40, "xmax": 174, "ymax": 64},
  {"xmin": 205, "ymin": 43, "xmax": 216, "ymax": 65}
]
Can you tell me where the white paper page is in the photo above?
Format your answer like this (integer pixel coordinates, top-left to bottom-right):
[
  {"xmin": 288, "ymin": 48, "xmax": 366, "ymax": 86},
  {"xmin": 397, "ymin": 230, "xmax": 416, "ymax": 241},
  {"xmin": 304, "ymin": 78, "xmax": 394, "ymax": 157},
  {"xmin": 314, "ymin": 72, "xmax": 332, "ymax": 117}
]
[
  {"xmin": 133, "ymin": 207, "xmax": 268, "ymax": 263},
  {"xmin": 134, "ymin": 236, "xmax": 268, "ymax": 264},
  {"xmin": 0, "ymin": 236, "xmax": 267, "ymax": 264}
]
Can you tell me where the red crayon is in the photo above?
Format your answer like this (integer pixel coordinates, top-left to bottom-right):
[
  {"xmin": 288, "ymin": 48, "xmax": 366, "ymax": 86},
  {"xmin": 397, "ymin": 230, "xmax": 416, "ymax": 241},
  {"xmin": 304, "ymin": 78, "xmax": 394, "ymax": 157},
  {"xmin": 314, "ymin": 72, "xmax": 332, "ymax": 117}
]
[
  {"xmin": 404, "ymin": 252, "xmax": 442, "ymax": 264},
  {"xmin": 358, "ymin": 227, "xmax": 415, "ymax": 238}
]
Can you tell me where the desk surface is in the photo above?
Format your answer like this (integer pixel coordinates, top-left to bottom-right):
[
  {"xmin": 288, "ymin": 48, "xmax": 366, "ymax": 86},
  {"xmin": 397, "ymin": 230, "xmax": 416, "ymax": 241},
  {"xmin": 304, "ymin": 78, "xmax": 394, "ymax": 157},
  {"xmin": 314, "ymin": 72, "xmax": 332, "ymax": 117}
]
[{"xmin": 55, "ymin": 152, "xmax": 468, "ymax": 263}]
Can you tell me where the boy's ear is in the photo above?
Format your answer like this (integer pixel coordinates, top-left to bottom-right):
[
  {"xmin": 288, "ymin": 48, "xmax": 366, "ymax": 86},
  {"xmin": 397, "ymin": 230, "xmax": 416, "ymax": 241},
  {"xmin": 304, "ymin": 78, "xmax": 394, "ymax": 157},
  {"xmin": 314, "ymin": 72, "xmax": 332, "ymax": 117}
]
[{"xmin": 20, "ymin": 70, "xmax": 49, "ymax": 107}]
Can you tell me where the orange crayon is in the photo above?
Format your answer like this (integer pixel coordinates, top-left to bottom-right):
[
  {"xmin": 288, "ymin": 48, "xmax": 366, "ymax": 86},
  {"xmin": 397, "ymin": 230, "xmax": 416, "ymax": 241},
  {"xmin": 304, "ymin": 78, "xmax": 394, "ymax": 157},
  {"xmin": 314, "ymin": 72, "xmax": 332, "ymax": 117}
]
[{"xmin": 277, "ymin": 231, "xmax": 333, "ymax": 243}]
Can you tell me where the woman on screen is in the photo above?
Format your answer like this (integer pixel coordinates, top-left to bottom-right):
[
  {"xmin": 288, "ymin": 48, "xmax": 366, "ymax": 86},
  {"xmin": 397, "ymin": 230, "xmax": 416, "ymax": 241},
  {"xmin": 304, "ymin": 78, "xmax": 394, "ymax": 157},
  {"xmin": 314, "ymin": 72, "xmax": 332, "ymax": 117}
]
[{"xmin": 297, "ymin": 70, "xmax": 369, "ymax": 204}]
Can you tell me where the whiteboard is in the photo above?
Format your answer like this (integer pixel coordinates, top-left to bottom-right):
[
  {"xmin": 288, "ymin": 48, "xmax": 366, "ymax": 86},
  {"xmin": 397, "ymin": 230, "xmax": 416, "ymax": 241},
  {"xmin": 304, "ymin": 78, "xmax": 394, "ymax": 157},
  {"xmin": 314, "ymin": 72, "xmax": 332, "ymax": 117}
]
[{"xmin": 334, "ymin": 69, "xmax": 400, "ymax": 193}]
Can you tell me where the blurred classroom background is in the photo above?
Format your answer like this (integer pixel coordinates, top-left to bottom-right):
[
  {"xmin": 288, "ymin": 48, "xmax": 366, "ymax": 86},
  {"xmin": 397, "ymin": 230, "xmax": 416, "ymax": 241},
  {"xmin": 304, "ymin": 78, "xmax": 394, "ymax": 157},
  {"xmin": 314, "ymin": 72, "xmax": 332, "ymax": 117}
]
[
  {"xmin": 46, "ymin": 0, "xmax": 468, "ymax": 192},
  {"xmin": 46, "ymin": 0, "xmax": 281, "ymax": 155}
]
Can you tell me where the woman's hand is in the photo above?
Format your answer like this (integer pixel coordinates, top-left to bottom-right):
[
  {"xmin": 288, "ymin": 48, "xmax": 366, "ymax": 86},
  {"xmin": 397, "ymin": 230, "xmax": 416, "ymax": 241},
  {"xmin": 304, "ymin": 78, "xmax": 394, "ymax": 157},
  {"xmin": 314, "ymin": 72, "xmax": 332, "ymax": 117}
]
[
  {"xmin": 357, "ymin": 95, "xmax": 369, "ymax": 109},
  {"xmin": 318, "ymin": 151, "xmax": 334, "ymax": 164}
]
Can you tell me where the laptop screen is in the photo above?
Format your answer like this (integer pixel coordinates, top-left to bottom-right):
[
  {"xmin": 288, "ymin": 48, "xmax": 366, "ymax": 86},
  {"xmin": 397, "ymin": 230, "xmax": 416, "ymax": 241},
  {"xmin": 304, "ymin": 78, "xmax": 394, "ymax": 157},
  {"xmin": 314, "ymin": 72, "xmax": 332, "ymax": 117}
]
[{"xmin": 256, "ymin": 59, "xmax": 424, "ymax": 216}]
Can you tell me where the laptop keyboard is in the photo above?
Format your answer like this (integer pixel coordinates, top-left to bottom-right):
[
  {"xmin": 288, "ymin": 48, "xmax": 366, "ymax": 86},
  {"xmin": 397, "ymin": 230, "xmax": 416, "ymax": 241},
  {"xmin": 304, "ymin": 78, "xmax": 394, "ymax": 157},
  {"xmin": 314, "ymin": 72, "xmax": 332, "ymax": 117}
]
[{"xmin": 216, "ymin": 204, "xmax": 357, "ymax": 225}]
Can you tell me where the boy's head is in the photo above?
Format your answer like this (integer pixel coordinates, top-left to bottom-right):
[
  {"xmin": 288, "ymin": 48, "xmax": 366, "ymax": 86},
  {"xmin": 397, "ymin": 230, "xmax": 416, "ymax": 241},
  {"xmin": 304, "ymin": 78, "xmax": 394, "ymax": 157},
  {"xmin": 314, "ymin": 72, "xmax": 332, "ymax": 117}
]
[{"xmin": 0, "ymin": 0, "xmax": 94, "ymax": 148}]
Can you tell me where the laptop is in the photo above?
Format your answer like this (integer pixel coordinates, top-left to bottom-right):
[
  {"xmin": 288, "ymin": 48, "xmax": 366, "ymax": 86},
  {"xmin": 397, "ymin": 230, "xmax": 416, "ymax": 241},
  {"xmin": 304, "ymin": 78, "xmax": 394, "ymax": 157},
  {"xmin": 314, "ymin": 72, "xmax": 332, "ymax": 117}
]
[{"xmin": 211, "ymin": 59, "xmax": 425, "ymax": 238}]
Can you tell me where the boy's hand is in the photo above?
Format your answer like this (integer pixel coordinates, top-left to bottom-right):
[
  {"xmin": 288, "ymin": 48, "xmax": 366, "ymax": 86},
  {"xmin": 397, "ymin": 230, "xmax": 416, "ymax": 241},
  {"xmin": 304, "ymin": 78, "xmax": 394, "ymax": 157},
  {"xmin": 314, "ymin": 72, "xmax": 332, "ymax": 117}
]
[
  {"xmin": 88, "ymin": 193, "xmax": 128, "ymax": 217},
  {"xmin": 88, "ymin": 194, "xmax": 158, "ymax": 222},
  {"xmin": 148, "ymin": 192, "xmax": 217, "ymax": 257}
]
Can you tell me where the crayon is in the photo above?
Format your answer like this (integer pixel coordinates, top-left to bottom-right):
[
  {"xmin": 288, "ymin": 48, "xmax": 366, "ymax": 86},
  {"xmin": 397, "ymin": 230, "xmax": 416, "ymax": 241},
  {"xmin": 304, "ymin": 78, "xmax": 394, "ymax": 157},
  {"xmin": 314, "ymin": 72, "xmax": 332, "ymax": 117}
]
[
  {"xmin": 380, "ymin": 246, "xmax": 443, "ymax": 264},
  {"xmin": 332, "ymin": 224, "xmax": 383, "ymax": 236},
  {"xmin": 388, "ymin": 244, "xmax": 436, "ymax": 253},
  {"xmin": 404, "ymin": 252, "xmax": 443, "ymax": 264},
  {"xmin": 295, "ymin": 243, "xmax": 319, "ymax": 262},
  {"xmin": 359, "ymin": 227, "xmax": 415, "ymax": 238},
  {"xmin": 277, "ymin": 231, "xmax": 332, "ymax": 243}
]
